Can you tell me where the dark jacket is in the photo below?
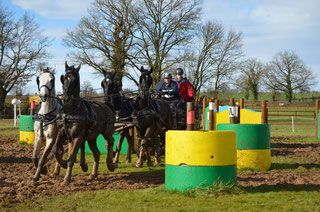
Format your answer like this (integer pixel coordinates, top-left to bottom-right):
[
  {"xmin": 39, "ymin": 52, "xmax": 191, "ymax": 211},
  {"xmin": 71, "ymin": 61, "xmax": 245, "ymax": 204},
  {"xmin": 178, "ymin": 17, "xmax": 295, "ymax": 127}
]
[{"xmin": 156, "ymin": 80, "xmax": 180, "ymax": 101}]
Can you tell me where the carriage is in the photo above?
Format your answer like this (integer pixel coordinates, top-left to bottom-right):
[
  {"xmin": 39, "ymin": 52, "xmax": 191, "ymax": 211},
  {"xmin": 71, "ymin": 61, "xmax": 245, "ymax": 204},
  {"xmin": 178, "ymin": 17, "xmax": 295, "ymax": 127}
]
[{"xmin": 32, "ymin": 63, "xmax": 199, "ymax": 184}]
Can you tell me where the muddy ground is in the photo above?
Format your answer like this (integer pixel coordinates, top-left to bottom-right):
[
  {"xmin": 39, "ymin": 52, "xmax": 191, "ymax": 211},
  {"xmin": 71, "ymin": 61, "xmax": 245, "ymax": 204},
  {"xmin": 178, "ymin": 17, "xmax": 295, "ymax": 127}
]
[{"xmin": 1, "ymin": 136, "xmax": 320, "ymax": 206}]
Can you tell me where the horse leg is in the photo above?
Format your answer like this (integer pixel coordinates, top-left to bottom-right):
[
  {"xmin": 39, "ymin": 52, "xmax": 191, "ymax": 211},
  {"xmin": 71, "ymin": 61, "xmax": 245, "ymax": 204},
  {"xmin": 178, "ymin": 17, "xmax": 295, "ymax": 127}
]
[
  {"xmin": 114, "ymin": 131, "xmax": 125, "ymax": 165},
  {"xmin": 31, "ymin": 124, "xmax": 42, "ymax": 167},
  {"xmin": 136, "ymin": 127, "xmax": 153, "ymax": 168},
  {"xmin": 126, "ymin": 128, "xmax": 134, "ymax": 163},
  {"xmin": 154, "ymin": 134, "xmax": 161, "ymax": 165},
  {"xmin": 104, "ymin": 133, "xmax": 116, "ymax": 172},
  {"xmin": 52, "ymin": 132, "xmax": 67, "ymax": 169},
  {"xmin": 53, "ymin": 142, "xmax": 64, "ymax": 176},
  {"xmin": 80, "ymin": 142, "xmax": 88, "ymax": 172},
  {"xmin": 33, "ymin": 136, "xmax": 55, "ymax": 181},
  {"xmin": 87, "ymin": 138, "xmax": 100, "ymax": 180},
  {"xmin": 62, "ymin": 138, "xmax": 81, "ymax": 185}
]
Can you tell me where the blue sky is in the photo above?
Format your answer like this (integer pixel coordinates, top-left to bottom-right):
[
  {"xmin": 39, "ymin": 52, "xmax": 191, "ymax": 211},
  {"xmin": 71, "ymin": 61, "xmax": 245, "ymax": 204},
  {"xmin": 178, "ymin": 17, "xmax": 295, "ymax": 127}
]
[{"xmin": 3, "ymin": 0, "xmax": 320, "ymax": 94}]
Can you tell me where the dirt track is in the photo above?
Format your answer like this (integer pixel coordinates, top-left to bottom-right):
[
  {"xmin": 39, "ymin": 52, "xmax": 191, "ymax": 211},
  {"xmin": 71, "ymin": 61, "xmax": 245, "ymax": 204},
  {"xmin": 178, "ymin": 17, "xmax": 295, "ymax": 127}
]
[{"xmin": 1, "ymin": 136, "xmax": 320, "ymax": 206}]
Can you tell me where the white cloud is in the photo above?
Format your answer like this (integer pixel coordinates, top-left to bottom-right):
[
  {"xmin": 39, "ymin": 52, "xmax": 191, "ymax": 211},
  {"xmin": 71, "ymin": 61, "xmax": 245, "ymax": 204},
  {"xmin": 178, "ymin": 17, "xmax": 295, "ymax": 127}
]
[{"xmin": 11, "ymin": 0, "xmax": 93, "ymax": 20}]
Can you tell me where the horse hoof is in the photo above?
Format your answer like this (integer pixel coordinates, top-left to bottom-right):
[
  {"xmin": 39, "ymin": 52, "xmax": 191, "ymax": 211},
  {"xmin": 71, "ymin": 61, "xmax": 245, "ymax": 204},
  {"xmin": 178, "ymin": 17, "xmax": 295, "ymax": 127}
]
[
  {"xmin": 147, "ymin": 161, "xmax": 154, "ymax": 167},
  {"xmin": 81, "ymin": 163, "xmax": 88, "ymax": 172},
  {"xmin": 126, "ymin": 159, "xmax": 131, "ymax": 164},
  {"xmin": 136, "ymin": 160, "xmax": 143, "ymax": 168},
  {"xmin": 107, "ymin": 163, "xmax": 116, "ymax": 172},
  {"xmin": 40, "ymin": 167, "xmax": 48, "ymax": 175},
  {"xmin": 88, "ymin": 174, "xmax": 97, "ymax": 180},
  {"xmin": 32, "ymin": 176, "xmax": 39, "ymax": 182},
  {"xmin": 61, "ymin": 180, "xmax": 70, "ymax": 186}
]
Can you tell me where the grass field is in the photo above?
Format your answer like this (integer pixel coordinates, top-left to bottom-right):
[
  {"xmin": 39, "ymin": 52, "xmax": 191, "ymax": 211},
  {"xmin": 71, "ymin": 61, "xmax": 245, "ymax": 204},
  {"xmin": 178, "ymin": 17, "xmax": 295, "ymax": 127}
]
[{"xmin": 1, "ymin": 104, "xmax": 320, "ymax": 211}]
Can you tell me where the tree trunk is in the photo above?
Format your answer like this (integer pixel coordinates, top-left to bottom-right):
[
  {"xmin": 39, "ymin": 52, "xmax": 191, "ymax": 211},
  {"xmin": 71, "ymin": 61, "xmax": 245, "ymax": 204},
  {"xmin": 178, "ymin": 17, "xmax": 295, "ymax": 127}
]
[{"xmin": 0, "ymin": 89, "xmax": 8, "ymax": 119}]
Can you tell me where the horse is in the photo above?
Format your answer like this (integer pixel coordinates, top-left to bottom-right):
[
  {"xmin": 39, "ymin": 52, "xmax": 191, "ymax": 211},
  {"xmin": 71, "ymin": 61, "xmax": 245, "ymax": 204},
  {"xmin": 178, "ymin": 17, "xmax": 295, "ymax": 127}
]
[
  {"xmin": 32, "ymin": 64, "xmax": 63, "ymax": 181},
  {"xmin": 53, "ymin": 62, "xmax": 116, "ymax": 185},
  {"xmin": 133, "ymin": 66, "xmax": 165, "ymax": 168},
  {"xmin": 101, "ymin": 70, "xmax": 135, "ymax": 165}
]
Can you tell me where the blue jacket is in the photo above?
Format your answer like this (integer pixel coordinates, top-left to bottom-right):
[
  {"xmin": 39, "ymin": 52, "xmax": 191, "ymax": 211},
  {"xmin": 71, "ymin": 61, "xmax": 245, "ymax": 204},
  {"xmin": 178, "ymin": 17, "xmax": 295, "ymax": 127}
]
[{"xmin": 156, "ymin": 80, "xmax": 180, "ymax": 101}]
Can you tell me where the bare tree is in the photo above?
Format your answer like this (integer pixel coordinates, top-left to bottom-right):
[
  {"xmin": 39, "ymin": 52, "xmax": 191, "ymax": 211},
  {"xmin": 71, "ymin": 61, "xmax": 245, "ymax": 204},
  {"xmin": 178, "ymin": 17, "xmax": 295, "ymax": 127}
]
[
  {"xmin": 63, "ymin": 0, "xmax": 135, "ymax": 89},
  {"xmin": 264, "ymin": 51, "xmax": 315, "ymax": 102},
  {"xmin": 236, "ymin": 58, "xmax": 263, "ymax": 100},
  {"xmin": 0, "ymin": 5, "xmax": 50, "ymax": 118},
  {"xmin": 131, "ymin": 0, "xmax": 202, "ymax": 83},
  {"xmin": 183, "ymin": 21, "xmax": 223, "ymax": 97},
  {"xmin": 81, "ymin": 81, "xmax": 97, "ymax": 97},
  {"xmin": 209, "ymin": 29, "xmax": 243, "ymax": 97}
]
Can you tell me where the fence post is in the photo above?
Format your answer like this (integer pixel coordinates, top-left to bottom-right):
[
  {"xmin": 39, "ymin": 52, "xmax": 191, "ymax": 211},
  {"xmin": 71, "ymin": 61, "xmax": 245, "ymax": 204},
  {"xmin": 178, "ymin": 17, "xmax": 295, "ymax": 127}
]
[
  {"xmin": 187, "ymin": 102, "xmax": 195, "ymax": 131},
  {"xmin": 214, "ymin": 99, "xmax": 219, "ymax": 112},
  {"xmin": 30, "ymin": 101, "xmax": 36, "ymax": 115},
  {"xmin": 262, "ymin": 100, "xmax": 268, "ymax": 124},
  {"xmin": 208, "ymin": 99, "xmax": 215, "ymax": 131},
  {"xmin": 316, "ymin": 100, "xmax": 320, "ymax": 137},
  {"xmin": 229, "ymin": 98, "xmax": 238, "ymax": 124},
  {"xmin": 202, "ymin": 98, "xmax": 206, "ymax": 130}
]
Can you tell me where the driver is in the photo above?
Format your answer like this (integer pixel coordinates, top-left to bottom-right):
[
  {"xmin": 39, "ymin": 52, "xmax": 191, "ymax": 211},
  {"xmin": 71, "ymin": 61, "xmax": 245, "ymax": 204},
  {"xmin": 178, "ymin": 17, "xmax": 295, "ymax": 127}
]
[{"xmin": 156, "ymin": 73, "xmax": 180, "ymax": 101}]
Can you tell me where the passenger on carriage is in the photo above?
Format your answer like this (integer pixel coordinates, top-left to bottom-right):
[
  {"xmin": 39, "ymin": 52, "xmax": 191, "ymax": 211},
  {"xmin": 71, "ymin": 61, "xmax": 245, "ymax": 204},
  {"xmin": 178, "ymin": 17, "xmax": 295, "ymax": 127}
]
[{"xmin": 174, "ymin": 68, "xmax": 194, "ymax": 102}]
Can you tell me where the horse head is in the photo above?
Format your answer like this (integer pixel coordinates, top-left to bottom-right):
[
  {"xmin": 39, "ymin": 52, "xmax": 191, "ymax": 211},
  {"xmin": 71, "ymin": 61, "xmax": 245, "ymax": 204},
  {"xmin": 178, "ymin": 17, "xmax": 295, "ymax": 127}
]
[
  {"xmin": 101, "ymin": 69, "xmax": 117, "ymax": 102},
  {"xmin": 138, "ymin": 66, "xmax": 153, "ymax": 99},
  {"xmin": 37, "ymin": 64, "xmax": 56, "ymax": 102},
  {"xmin": 60, "ymin": 61, "xmax": 81, "ymax": 105}
]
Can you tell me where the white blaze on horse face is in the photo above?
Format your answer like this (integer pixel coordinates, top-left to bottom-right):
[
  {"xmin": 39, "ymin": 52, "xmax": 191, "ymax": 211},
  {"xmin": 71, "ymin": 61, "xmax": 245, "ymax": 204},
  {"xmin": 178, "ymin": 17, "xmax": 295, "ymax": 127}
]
[{"xmin": 39, "ymin": 72, "xmax": 54, "ymax": 102}]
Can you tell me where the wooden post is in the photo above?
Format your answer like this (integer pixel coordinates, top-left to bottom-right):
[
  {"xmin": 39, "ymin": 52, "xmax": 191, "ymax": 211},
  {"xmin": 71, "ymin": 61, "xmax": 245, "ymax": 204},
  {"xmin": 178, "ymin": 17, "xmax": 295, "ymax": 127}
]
[
  {"xmin": 262, "ymin": 100, "xmax": 268, "ymax": 124},
  {"xmin": 208, "ymin": 99, "xmax": 215, "ymax": 131},
  {"xmin": 214, "ymin": 99, "xmax": 219, "ymax": 112},
  {"xmin": 240, "ymin": 98, "xmax": 244, "ymax": 109},
  {"xmin": 187, "ymin": 102, "xmax": 195, "ymax": 131},
  {"xmin": 202, "ymin": 98, "xmax": 206, "ymax": 131},
  {"xmin": 229, "ymin": 98, "xmax": 238, "ymax": 124},
  {"xmin": 316, "ymin": 100, "xmax": 320, "ymax": 137},
  {"xmin": 30, "ymin": 101, "xmax": 35, "ymax": 115},
  {"xmin": 129, "ymin": 127, "xmax": 135, "ymax": 152}
]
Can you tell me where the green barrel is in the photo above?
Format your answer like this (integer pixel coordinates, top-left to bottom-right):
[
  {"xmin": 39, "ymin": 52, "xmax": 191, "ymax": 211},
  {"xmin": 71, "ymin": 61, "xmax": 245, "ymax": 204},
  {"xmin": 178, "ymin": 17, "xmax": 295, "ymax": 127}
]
[
  {"xmin": 165, "ymin": 165, "xmax": 237, "ymax": 191},
  {"xmin": 19, "ymin": 115, "xmax": 34, "ymax": 131},
  {"xmin": 84, "ymin": 134, "xmax": 128, "ymax": 154},
  {"xmin": 217, "ymin": 123, "xmax": 271, "ymax": 171},
  {"xmin": 217, "ymin": 124, "xmax": 270, "ymax": 149}
]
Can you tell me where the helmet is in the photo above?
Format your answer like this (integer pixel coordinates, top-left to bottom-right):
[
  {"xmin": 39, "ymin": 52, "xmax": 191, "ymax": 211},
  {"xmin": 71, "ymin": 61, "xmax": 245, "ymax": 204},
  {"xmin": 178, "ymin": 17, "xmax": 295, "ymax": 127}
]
[
  {"xmin": 163, "ymin": 73, "xmax": 172, "ymax": 79},
  {"xmin": 175, "ymin": 68, "xmax": 184, "ymax": 75}
]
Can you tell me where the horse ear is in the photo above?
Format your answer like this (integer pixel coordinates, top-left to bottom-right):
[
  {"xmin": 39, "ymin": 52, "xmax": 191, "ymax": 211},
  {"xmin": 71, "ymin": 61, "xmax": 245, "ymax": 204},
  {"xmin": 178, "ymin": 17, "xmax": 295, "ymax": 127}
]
[
  {"xmin": 113, "ymin": 71, "xmax": 117, "ymax": 78},
  {"xmin": 140, "ymin": 66, "xmax": 144, "ymax": 72},
  {"xmin": 101, "ymin": 81, "xmax": 105, "ymax": 89},
  {"xmin": 65, "ymin": 61, "xmax": 69, "ymax": 72},
  {"xmin": 36, "ymin": 76, "xmax": 40, "ymax": 87},
  {"xmin": 50, "ymin": 65, "xmax": 56, "ymax": 74},
  {"xmin": 149, "ymin": 68, "xmax": 153, "ymax": 74},
  {"xmin": 102, "ymin": 68, "xmax": 107, "ymax": 76},
  {"xmin": 76, "ymin": 64, "xmax": 81, "ymax": 72},
  {"xmin": 39, "ymin": 64, "xmax": 44, "ymax": 73},
  {"xmin": 60, "ymin": 75, "xmax": 64, "ymax": 85}
]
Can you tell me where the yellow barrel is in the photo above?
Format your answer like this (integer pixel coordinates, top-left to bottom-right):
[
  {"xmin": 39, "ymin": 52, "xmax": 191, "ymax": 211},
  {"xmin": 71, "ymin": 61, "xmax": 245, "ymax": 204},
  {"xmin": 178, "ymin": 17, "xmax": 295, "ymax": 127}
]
[{"xmin": 165, "ymin": 130, "xmax": 237, "ymax": 191}]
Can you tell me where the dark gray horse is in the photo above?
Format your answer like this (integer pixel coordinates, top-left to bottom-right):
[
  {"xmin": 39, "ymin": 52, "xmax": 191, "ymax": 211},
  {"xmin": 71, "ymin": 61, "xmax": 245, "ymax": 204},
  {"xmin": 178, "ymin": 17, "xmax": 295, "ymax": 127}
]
[
  {"xmin": 53, "ymin": 62, "xmax": 116, "ymax": 185},
  {"xmin": 101, "ymin": 69, "xmax": 135, "ymax": 165}
]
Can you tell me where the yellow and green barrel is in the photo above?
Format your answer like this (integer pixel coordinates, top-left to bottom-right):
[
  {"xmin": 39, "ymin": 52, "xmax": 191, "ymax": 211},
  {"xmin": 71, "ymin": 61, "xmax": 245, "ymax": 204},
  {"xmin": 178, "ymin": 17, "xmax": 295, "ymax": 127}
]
[
  {"xmin": 165, "ymin": 131, "xmax": 237, "ymax": 191},
  {"xmin": 19, "ymin": 115, "xmax": 35, "ymax": 144},
  {"xmin": 217, "ymin": 124, "xmax": 271, "ymax": 171}
]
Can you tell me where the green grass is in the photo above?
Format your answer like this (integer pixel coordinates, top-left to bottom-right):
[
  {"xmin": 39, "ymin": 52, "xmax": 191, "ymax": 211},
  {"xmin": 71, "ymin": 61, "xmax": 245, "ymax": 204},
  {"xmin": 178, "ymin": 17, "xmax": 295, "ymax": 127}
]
[
  {"xmin": 1, "ymin": 115, "xmax": 320, "ymax": 211},
  {"xmin": 0, "ymin": 119, "xmax": 19, "ymax": 137},
  {"xmin": 11, "ymin": 184, "xmax": 320, "ymax": 211}
]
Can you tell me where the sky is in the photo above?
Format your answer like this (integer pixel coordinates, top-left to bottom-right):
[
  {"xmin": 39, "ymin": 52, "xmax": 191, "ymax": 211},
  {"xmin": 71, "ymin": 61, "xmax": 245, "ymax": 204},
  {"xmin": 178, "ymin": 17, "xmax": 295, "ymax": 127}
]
[{"xmin": 2, "ymin": 0, "xmax": 320, "ymax": 94}]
